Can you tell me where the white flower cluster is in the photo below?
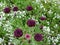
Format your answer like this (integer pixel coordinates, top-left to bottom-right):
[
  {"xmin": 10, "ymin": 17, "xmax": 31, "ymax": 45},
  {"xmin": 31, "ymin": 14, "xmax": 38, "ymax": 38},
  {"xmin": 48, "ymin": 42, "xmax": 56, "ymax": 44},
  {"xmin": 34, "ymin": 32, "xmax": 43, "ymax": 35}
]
[
  {"xmin": 0, "ymin": 12, "xmax": 6, "ymax": 26},
  {"xmin": 43, "ymin": 26, "xmax": 50, "ymax": 34},
  {"xmin": 47, "ymin": 34, "xmax": 60, "ymax": 45},
  {"xmin": 3, "ymin": 21, "xmax": 12, "ymax": 32},
  {"xmin": 0, "ymin": 38, "xmax": 4, "ymax": 44},
  {"xmin": 36, "ymin": 0, "xmax": 40, "ymax": 3},
  {"xmin": 15, "ymin": 11, "xmax": 26, "ymax": 18},
  {"xmin": 0, "ymin": 12, "xmax": 6, "ymax": 20}
]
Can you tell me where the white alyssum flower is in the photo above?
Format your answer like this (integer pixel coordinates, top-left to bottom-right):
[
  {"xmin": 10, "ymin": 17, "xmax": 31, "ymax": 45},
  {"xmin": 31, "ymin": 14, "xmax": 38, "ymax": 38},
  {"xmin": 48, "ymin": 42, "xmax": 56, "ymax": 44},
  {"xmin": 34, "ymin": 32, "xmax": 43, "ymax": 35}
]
[
  {"xmin": 47, "ymin": 36, "xmax": 51, "ymax": 44},
  {"xmin": 54, "ymin": 24, "xmax": 58, "ymax": 28},
  {"xmin": 36, "ymin": 0, "xmax": 40, "ymax": 3},
  {"xmin": 56, "ymin": 14, "xmax": 60, "ymax": 19},
  {"xmin": 0, "ymin": 1, "xmax": 6, "ymax": 8},
  {"xmin": 57, "ymin": 34, "xmax": 60, "ymax": 37},
  {"xmin": 0, "ymin": 38, "xmax": 4, "ymax": 44},
  {"xmin": 47, "ymin": 22, "xmax": 50, "ymax": 25},
  {"xmin": 16, "ymin": 11, "xmax": 26, "ymax": 15},
  {"xmin": 43, "ymin": 8, "xmax": 46, "ymax": 11},
  {"xmin": 0, "ymin": 3, "xmax": 2, "ymax": 7},
  {"xmin": 54, "ymin": 38, "xmax": 58, "ymax": 43},
  {"xmin": 51, "ymin": 36, "xmax": 59, "ymax": 43},
  {"xmin": 44, "ymin": 0, "xmax": 50, "ymax": 3},
  {"xmin": 40, "ymin": 4, "xmax": 44, "ymax": 8},
  {"xmin": 36, "ymin": 21, "xmax": 39, "ymax": 25},
  {"xmin": 49, "ymin": 33, "xmax": 60, "ymax": 44},
  {"xmin": 0, "ymin": 11, "xmax": 6, "ymax": 21},
  {"xmin": 53, "ymin": 13, "xmax": 60, "ymax": 19},
  {"xmin": 11, "ymin": 38, "xmax": 20, "ymax": 45},
  {"xmin": 51, "ymin": 31, "xmax": 54, "ymax": 34},
  {"xmin": 43, "ymin": 26, "xmax": 50, "ymax": 34},
  {"xmin": 3, "ymin": 21, "xmax": 12, "ymax": 32},
  {"xmin": 53, "ymin": 43, "xmax": 56, "ymax": 45},
  {"xmin": 57, "ymin": 34, "xmax": 60, "ymax": 40},
  {"xmin": 13, "ymin": 11, "xmax": 26, "ymax": 18},
  {"xmin": 0, "ymin": 11, "xmax": 5, "ymax": 16},
  {"xmin": 48, "ymin": 10, "xmax": 53, "ymax": 14},
  {"xmin": 0, "ymin": 2, "xmax": 4, "ymax": 7},
  {"xmin": 0, "ymin": 16, "xmax": 6, "ymax": 21},
  {"xmin": 0, "ymin": 22, "xmax": 2, "ymax": 26},
  {"xmin": 31, "ymin": 16, "xmax": 36, "ymax": 20}
]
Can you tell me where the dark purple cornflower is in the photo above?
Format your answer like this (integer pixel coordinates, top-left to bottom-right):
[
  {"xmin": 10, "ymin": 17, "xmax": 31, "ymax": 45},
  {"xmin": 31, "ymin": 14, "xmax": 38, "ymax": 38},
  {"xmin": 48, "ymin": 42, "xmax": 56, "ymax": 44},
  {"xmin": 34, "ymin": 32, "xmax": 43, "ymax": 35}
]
[
  {"xmin": 14, "ymin": 28, "xmax": 23, "ymax": 37},
  {"xmin": 13, "ymin": 6, "xmax": 18, "ymax": 11},
  {"xmin": 3, "ymin": 7, "xmax": 10, "ymax": 13},
  {"xmin": 27, "ymin": 19, "xmax": 36, "ymax": 27},
  {"xmin": 26, "ymin": 6, "xmax": 33, "ymax": 11},
  {"xmin": 34, "ymin": 33, "xmax": 43, "ymax": 42},
  {"xmin": 40, "ymin": 16, "xmax": 46, "ymax": 20}
]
